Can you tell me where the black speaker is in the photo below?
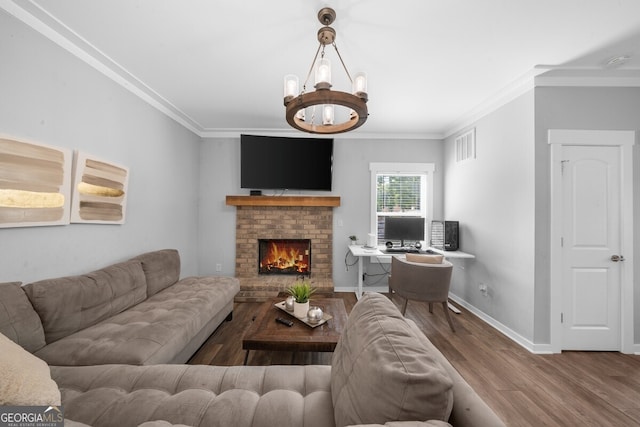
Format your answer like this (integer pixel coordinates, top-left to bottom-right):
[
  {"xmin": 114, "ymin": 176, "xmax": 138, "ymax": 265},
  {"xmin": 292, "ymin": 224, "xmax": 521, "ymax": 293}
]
[{"xmin": 430, "ymin": 221, "xmax": 459, "ymax": 251}]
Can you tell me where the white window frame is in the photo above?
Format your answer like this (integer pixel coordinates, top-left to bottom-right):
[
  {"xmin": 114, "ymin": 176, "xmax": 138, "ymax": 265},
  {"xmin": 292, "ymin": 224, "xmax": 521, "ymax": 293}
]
[{"xmin": 369, "ymin": 162, "xmax": 435, "ymax": 245}]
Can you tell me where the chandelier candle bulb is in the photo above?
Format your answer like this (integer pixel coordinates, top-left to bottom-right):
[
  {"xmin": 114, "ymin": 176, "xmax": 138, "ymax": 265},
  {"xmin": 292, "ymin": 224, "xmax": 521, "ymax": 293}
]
[
  {"xmin": 284, "ymin": 75, "xmax": 299, "ymax": 101},
  {"xmin": 353, "ymin": 72, "xmax": 368, "ymax": 98},
  {"xmin": 315, "ymin": 57, "xmax": 332, "ymax": 88},
  {"xmin": 323, "ymin": 104, "xmax": 335, "ymax": 125}
]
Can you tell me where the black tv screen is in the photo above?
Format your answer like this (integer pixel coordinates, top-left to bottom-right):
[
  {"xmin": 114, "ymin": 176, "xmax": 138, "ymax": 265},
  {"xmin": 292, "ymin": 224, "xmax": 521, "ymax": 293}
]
[{"xmin": 241, "ymin": 134, "xmax": 333, "ymax": 191}]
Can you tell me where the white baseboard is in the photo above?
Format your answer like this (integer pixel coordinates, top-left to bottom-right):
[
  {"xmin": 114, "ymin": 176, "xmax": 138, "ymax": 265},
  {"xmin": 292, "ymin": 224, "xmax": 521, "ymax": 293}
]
[
  {"xmin": 450, "ymin": 294, "xmax": 640, "ymax": 355},
  {"xmin": 334, "ymin": 285, "xmax": 389, "ymax": 294},
  {"xmin": 448, "ymin": 294, "xmax": 554, "ymax": 354}
]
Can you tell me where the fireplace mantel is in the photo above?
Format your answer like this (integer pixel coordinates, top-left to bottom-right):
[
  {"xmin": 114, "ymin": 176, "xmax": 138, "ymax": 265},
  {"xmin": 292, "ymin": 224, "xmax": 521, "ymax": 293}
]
[{"xmin": 226, "ymin": 195, "xmax": 340, "ymax": 207}]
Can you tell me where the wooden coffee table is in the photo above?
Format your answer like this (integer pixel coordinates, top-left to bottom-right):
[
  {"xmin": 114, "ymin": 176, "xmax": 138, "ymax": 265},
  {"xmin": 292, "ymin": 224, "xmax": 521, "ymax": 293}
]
[{"xmin": 242, "ymin": 297, "xmax": 348, "ymax": 365}]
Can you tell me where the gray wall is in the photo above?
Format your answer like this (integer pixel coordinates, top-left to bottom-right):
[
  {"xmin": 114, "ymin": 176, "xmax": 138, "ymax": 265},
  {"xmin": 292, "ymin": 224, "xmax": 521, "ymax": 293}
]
[
  {"xmin": 0, "ymin": 11, "xmax": 202, "ymax": 283},
  {"xmin": 534, "ymin": 86, "xmax": 640, "ymax": 344},
  {"xmin": 198, "ymin": 137, "xmax": 239, "ymax": 276},
  {"xmin": 443, "ymin": 90, "xmax": 536, "ymax": 341},
  {"xmin": 198, "ymin": 137, "xmax": 445, "ymax": 289}
]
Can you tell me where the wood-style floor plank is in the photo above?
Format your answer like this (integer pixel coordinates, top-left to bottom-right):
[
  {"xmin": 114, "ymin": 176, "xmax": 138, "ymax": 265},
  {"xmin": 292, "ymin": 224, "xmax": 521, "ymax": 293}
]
[{"xmin": 189, "ymin": 292, "xmax": 640, "ymax": 426}]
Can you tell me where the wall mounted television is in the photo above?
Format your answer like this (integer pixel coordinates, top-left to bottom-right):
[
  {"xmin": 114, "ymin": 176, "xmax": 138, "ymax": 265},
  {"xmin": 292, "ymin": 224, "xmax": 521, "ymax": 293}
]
[{"xmin": 240, "ymin": 134, "xmax": 334, "ymax": 191}]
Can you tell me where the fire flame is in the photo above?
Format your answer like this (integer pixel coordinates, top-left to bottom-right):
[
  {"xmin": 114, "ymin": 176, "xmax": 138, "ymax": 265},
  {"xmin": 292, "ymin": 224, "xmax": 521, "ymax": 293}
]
[{"xmin": 260, "ymin": 241, "xmax": 309, "ymax": 273}]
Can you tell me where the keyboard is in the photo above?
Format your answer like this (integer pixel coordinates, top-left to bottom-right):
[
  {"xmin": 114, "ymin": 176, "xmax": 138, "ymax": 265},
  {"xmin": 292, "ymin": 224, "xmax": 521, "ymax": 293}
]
[{"xmin": 384, "ymin": 247, "xmax": 421, "ymax": 254}]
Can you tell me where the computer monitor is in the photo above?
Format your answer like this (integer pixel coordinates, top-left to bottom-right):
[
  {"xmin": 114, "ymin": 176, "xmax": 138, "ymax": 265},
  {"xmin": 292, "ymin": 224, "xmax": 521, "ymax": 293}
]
[{"xmin": 383, "ymin": 216, "xmax": 425, "ymax": 247}]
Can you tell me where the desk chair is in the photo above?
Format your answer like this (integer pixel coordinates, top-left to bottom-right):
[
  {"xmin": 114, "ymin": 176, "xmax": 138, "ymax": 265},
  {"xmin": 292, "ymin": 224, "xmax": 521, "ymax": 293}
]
[{"xmin": 388, "ymin": 255, "xmax": 455, "ymax": 332}]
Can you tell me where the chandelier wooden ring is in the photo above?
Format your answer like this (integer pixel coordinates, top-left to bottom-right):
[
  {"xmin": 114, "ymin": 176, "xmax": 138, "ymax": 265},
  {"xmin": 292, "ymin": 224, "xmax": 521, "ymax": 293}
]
[{"xmin": 285, "ymin": 90, "xmax": 368, "ymax": 134}]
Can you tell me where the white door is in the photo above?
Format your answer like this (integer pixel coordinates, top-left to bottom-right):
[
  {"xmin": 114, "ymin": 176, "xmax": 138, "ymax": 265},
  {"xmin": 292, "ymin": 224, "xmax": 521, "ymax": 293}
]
[{"xmin": 560, "ymin": 145, "xmax": 621, "ymax": 350}]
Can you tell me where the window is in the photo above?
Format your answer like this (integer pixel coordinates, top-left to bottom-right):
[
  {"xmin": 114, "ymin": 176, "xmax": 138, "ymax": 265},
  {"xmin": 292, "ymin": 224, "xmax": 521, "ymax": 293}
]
[{"xmin": 370, "ymin": 163, "xmax": 435, "ymax": 245}]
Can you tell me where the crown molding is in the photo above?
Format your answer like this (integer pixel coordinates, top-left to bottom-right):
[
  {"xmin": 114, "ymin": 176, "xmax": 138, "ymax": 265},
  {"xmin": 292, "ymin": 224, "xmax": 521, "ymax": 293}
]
[
  {"xmin": 444, "ymin": 67, "xmax": 640, "ymax": 139},
  {"xmin": 199, "ymin": 128, "xmax": 444, "ymax": 140},
  {"xmin": 0, "ymin": 0, "xmax": 203, "ymax": 136},
  {"xmin": 443, "ymin": 69, "xmax": 542, "ymax": 139},
  {"xmin": 534, "ymin": 74, "xmax": 640, "ymax": 87}
]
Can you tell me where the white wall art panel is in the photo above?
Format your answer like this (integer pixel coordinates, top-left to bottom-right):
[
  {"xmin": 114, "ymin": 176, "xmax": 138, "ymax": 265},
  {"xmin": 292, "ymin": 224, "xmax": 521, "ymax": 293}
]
[
  {"xmin": 71, "ymin": 151, "xmax": 129, "ymax": 224},
  {"xmin": 0, "ymin": 137, "xmax": 72, "ymax": 228}
]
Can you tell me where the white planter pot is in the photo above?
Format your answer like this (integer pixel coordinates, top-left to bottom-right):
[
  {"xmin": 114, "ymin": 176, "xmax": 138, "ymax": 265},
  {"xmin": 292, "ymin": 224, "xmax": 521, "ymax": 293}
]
[{"xmin": 293, "ymin": 301, "xmax": 310, "ymax": 319}]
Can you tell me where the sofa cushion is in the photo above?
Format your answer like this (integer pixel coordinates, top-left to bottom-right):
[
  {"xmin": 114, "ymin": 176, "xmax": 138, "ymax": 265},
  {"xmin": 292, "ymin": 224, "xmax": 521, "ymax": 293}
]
[
  {"xmin": 0, "ymin": 332, "xmax": 61, "ymax": 406},
  {"xmin": 64, "ymin": 421, "xmax": 93, "ymax": 427},
  {"xmin": 51, "ymin": 364, "xmax": 334, "ymax": 427},
  {"xmin": 331, "ymin": 292, "xmax": 454, "ymax": 427},
  {"xmin": 0, "ymin": 281, "xmax": 46, "ymax": 352},
  {"xmin": 34, "ymin": 276, "xmax": 239, "ymax": 366},
  {"xmin": 132, "ymin": 249, "xmax": 180, "ymax": 297},
  {"xmin": 138, "ymin": 422, "xmax": 191, "ymax": 427},
  {"xmin": 23, "ymin": 260, "xmax": 147, "ymax": 344},
  {"xmin": 405, "ymin": 253, "xmax": 444, "ymax": 264}
]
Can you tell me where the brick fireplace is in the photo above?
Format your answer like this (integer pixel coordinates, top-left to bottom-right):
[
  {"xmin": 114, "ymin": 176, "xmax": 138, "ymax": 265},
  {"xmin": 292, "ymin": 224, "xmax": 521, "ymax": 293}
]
[{"xmin": 226, "ymin": 196, "xmax": 339, "ymax": 300}]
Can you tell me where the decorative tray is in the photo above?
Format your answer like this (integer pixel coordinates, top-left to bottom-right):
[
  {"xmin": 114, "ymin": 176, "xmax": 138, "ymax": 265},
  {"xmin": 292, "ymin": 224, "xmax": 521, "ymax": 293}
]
[{"xmin": 274, "ymin": 301, "xmax": 332, "ymax": 328}]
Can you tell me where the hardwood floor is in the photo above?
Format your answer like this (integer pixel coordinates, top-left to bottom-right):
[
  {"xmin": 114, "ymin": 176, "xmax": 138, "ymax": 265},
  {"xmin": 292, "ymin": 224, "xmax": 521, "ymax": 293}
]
[{"xmin": 189, "ymin": 292, "xmax": 640, "ymax": 426}]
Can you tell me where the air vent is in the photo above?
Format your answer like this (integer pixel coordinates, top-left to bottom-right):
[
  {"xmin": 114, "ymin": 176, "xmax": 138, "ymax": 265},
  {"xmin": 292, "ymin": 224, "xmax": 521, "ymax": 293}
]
[{"xmin": 455, "ymin": 128, "xmax": 476, "ymax": 163}]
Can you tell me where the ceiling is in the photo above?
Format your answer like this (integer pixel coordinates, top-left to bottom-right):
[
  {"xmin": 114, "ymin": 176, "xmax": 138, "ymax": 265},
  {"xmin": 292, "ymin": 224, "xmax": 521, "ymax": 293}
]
[{"xmin": 4, "ymin": 0, "xmax": 640, "ymax": 139}]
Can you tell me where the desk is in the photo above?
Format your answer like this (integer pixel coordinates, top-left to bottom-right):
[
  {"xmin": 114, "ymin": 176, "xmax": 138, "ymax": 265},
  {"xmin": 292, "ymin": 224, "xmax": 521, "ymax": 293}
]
[
  {"xmin": 349, "ymin": 245, "xmax": 383, "ymax": 299},
  {"xmin": 348, "ymin": 245, "xmax": 475, "ymax": 299}
]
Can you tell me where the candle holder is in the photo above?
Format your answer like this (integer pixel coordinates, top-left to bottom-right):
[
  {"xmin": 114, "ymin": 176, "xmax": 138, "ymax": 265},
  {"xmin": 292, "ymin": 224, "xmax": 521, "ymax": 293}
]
[{"xmin": 307, "ymin": 306, "xmax": 324, "ymax": 324}]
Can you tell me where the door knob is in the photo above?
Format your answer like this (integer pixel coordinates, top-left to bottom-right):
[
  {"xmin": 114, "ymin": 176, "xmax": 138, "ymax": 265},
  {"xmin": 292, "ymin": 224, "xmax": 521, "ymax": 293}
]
[{"xmin": 611, "ymin": 255, "xmax": 625, "ymax": 262}]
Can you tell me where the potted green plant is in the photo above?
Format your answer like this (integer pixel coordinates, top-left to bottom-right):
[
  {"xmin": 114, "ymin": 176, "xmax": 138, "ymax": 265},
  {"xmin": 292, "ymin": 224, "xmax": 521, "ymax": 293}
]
[
  {"xmin": 348, "ymin": 235, "xmax": 358, "ymax": 245},
  {"xmin": 287, "ymin": 280, "xmax": 316, "ymax": 318}
]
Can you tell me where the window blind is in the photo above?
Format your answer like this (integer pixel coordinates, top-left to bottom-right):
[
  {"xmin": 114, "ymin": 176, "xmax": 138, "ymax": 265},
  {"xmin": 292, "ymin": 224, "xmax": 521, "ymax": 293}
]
[{"xmin": 376, "ymin": 174, "xmax": 423, "ymax": 214}]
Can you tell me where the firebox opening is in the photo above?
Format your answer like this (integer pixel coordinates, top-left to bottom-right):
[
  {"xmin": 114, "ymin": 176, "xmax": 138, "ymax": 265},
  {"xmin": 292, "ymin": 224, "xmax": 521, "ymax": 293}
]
[{"xmin": 258, "ymin": 239, "xmax": 311, "ymax": 275}]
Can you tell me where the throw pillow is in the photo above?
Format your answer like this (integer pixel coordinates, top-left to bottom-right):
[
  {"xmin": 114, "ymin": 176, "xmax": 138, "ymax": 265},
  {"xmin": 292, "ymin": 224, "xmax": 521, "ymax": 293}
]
[
  {"xmin": 331, "ymin": 293, "xmax": 453, "ymax": 427},
  {"xmin": 0, "ymin": 282, "xmax": 46, "ymax": 352},
  {"xmin": 405, "ymin": 253, "xmax": 444, "ymax": 264},
  {"xmin": 0, "ymin": 332, "xmax": 61, "ymax": 406}
]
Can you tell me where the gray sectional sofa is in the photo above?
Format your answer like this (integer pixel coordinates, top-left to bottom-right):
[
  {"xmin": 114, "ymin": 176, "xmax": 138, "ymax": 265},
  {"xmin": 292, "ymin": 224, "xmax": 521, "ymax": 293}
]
[
  {"xmin": 1, "ymin": 249, "xmax": 239, "ymax": 365},
  {"xmin": 1, "ymin": 253, "xmax": 505, "ymax": 427}
]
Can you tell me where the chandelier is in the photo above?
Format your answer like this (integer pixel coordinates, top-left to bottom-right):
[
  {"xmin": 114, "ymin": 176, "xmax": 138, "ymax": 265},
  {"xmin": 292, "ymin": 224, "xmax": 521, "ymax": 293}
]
[{"xmin": 283, "ymin": 7, "xmax": 368, "ymax": 134}]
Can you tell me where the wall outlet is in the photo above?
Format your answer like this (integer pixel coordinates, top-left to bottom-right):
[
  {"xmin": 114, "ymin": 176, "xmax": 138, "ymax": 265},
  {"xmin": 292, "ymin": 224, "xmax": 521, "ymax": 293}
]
[
  {"xmin": 479, "ymin": 283, "xmax": 488, "ymax": 294},
  {"xmin": 215, "ymin": 263, "xmax": 222, "ymax": 272}
]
